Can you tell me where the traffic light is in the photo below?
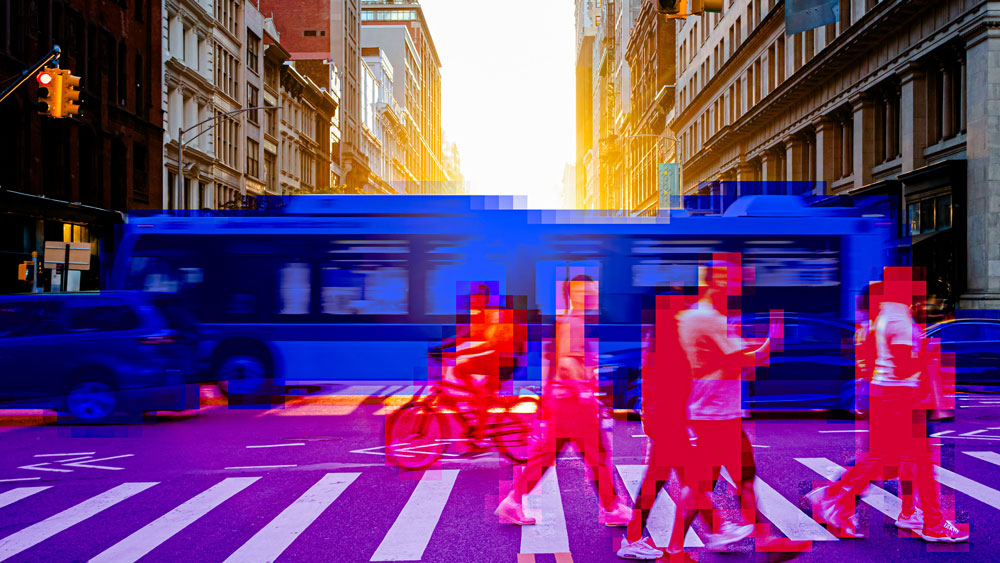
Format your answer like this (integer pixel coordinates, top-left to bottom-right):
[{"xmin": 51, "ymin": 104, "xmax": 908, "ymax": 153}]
[
  {"xmin": 647, "ymin": 0, "xmax": 721, "ymax": 16},
  {"xmin": 690, "ymin": 0, "xmax": 723, "ymax": 13},
  {"xmin": 36, "ymin": 69, "xmax": 63, "ymax": 118},
  {"xmin": 60, "ymin": 70, "xmax": 82, "ymax": 117}
]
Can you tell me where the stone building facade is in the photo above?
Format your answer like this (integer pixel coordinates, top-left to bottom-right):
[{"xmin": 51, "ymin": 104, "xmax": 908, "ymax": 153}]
[{"xmin": 671, "ymin": 0, "xmax": 997, "ymax": 310}]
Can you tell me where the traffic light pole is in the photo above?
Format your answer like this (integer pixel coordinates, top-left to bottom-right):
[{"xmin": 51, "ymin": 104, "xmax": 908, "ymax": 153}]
[
  {"xmin": 175, "ymin": 105, "xmax": 279, "ymax": 203},
  {"xmin": 0, "ymin": 45, "xmax": 60, "ymax": 105}
]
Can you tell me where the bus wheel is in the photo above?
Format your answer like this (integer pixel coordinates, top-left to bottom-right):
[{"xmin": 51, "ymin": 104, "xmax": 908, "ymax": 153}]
[{"xmin": 215, "ymin": 352, "xmax": 269, "ymax": 397}]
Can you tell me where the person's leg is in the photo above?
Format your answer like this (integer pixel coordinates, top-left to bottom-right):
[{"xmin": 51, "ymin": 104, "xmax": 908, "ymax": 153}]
[
  {"xmin": 626, "ymin": 436, "xmax": 674, "ymax": 543},
  {"xmin": 575, "ymin": 408, "xmax": 620, "ymax": 512}
]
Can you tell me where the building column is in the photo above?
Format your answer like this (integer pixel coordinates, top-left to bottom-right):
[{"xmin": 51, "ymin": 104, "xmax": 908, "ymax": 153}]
[
  {"xmin": 850, "ymin": 91, "xmax": 876, "ymax": 188},
  {"xmin": 761, "ymin": 150, "xmax": 779, "ymax": 182},
  {"xmin": 960, "ymin": 23, "xmax": 1000, "ymax": 309},
  {"xmin": 785, "ymin": 135, "xmax": 806, "ymax": 182},
  {"xmin": 814, "ymin": 117, "xmax": 836, "ymax": 193},
  {"xmin": 736, "ymin": 162, "xmax": 755, "ymax": 181},
  {"xmin": 900, "ymin": 63, "xmax": 927, "ymax": 172}
]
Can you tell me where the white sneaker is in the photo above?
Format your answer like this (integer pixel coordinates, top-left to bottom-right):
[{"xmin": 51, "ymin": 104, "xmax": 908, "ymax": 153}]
[
  {"xmin": 617, "ymin": 536, "xmax": 664, "ymax": 560},
  {"xmin": 895, "ymin": 508, "xmax": 924, "ymax": 531},
  {"xmin": 495, "ymin": 494, "xmax": 535, "ymax": 525},
  {"xmin": 919, "ymin": 520, "xmax": 969, "ymax": 543},
  {"xmin": 704, "ymin": 521, "xmax": 755, "ymax": 551},
  {"xmin": 602, "ymin": 501, "xmax": 633, "ymax": 527}
]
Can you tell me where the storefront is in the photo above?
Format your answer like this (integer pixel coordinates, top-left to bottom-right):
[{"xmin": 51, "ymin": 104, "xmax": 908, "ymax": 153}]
[{"xmin": 0, "ymin": 189, "xmax": 124, "ymax": 294}]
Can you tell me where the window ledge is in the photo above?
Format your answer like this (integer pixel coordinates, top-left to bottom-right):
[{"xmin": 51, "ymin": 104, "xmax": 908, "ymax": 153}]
[
  {"xmin": 923, "ymin": 134, "xmax": 966, "ymax": 161},
  {"xmin": 872, "ymin": 157, "xmax": 902, "ymax": 179}
]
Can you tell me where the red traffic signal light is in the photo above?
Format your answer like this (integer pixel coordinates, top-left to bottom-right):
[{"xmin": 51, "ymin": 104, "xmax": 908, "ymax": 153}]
[{"xmin": 36, "ymin": 69, "xmax": 62, "ymax": 118}]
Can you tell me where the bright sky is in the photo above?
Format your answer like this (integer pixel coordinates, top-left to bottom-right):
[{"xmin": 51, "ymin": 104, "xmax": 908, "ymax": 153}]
[{"xmin": 420, "ymin": 1, "xmax": 575, "ymax": 209}]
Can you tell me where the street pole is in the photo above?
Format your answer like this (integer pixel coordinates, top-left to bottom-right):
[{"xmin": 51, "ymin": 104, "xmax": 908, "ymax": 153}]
[
  {"xmin": 174, "ymin": 105, "xmax": 279, "ymax": 208},
  {"xmin": 0, "ymin": 45, "xmax": 60, "ymax": 105}
]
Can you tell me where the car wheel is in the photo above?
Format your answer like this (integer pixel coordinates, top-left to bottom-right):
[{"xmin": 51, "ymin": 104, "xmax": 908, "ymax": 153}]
[
  {"xmin": 66, "ymin": 380, "xmax": 117, "ymax": 422},
  {"xmin": 215, "ymin": 353, "xmax": 269, "ymax": 396}
]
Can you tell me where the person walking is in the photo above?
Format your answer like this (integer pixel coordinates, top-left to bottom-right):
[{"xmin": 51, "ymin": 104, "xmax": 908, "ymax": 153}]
[
  {"xmin": 496, "ymin": 273, "xmax": 631, "ymax": 526},
  {"xmin": 807, "ymin": 267, "xmax": 968, "ymax": 543}
]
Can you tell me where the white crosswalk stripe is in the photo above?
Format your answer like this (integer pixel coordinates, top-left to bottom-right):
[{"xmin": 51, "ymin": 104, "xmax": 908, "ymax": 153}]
[
  {"xmin": 796, "ymin": 457, "xmax": 905, "ymax": 519},
  {"xmin": 0, "ymin": 482, "xmax": 157, "ymax": 562},
  {"xmin": 371, "ymin": 470, "xmax": 459, "ymax": 561},
  {"xmin": 222, "ymin": 472, "xmax": 360, "ymax": 563},
  {"xmin": 519, "ymin": 468, "xmax": 570, "ymax": 554},
  {"xmin": 89, "ymin": 477, "xmax": 260, "ymax": 563},
  {"xmin": 717, "ymin": 467, "xmax": 836, "ymax": 541},
  {"xmin": 0, "ymin": 487, "xmax": 50, "ymax": 510},
  {"xmin": 964, "ymin": 450, "xmax": 1000, "ymax": 467},
  {"xmin": 615, "ymin": 465, "xmax": 703, "ymax": 548}
]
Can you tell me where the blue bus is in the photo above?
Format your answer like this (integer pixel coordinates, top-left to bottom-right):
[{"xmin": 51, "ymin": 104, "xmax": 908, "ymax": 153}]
[{"xmin": 110, "ymin": 195, "xmax": 889, "ymax": 410}]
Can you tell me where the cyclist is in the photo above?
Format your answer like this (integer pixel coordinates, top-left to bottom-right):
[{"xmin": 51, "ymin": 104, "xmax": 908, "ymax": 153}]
[
  {"xmin": 496, "ymin": 273, "xmax": 631, "ymax": 526},
  {"xmin": 441, "ymin": 283, "xmax": 522, "ymax": 444}
]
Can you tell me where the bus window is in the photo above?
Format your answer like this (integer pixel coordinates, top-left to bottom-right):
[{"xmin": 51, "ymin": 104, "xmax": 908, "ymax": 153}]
[
  {"xmin": 321, "ymin": 265, "xmax": 407, "ymax": 315},
  {"xmin": 279, "ymin": 262, "xmax": 311, "ymax": 315}
]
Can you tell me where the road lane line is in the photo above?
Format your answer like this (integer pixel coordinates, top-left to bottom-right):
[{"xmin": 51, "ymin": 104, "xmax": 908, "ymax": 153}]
[
  {"xmin": 961, "ymin": 429, "xmax": 989, "ymax": 436},
  {"xmin": 245, "ymin": 443, "xmax": 306, "ymax": 449},
  {"xmin": 0, "ymin": 487, "xmax": 50, "ymax": 510},
  {"xmin": 223, "ymin": 472, "xmax": 360, "ymax": 563},
  {"xmin": 817, "ymin": 430, "xmax": 869, "ymax": 433},
  {"xmin": 90, "ymin": 477, "xmax": 259, "ymax": 563},
  {"xmin": 615, "ymin": 465, "xmax": 703, "ymax": 548},
  {"xmin": 33, "ymin": 453, "xmax": 95, "ymax": 457},
  {"xmin": 371, "ymin": 470, "xmax": 459, "ymax": 561},
  {"xmin": 717, "ymin": 467, "xmax": 835, "ymax": 541},
  {"xmin": 0, "ymin": 478, "xmax": 41, "ymax": 484},
  {"xmin": 930, "ymin": 430, "xmax": 954, "ymax": 437},
  {"xmin": 964, "ymin": 451, "xmax": 1000, "ymax": 467},
  {"xmin": 0, "ymin": 482, "xmax": 157, "ymax": 562},
  {"xmin": 520, "ymin": 468, "xmax": 570, "ymax": 554},
  {"xmin": 795, "ymin": 458, "xmax": 901, "ymax": 519}
]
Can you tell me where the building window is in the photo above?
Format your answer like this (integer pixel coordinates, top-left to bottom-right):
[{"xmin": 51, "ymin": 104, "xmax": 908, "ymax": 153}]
[
  {"xmin": 247, "ymin": 84, "xmax": 259, "ymax": 123},
  {"xmin": 134, "ymin": 54, "xmax": 144, "ymax": 116},
  {"xmin": 264, "ymin": 59, "xmax": 278, "ymax": 92},
  {"xmin": 928, "ymin": 49, "xmax": 966, "ymax": 144},
  {"xmin": 246, "ymin": 31, "xmax": 259, "ymax": 75},
  {"xmin": 265, "ymin": 107, "xmax": 277, "ymax": 137},
  {"xmin": 215, "ymin": 0, "xmax": 240, "ymax": 36},
  {"xmin": 836, "ymin": 110, "xmax": 854, "ymax": 179},
  {"xmin": 907, "ymin": 194, "xmax": 952, "ymax": 236},
  {"xmin": 874, "ymin": 82, "xmax": 901, "ymax": 164},
  {"xmin": 264, "ymin": 150, "xmax": 276, "ymax": 191},
  {"xmin": 247, "ymin": 138, "xmax": 259, "ymax": 178},
  {"xmin": 214, "ymin": 44, "xmax": 239, "ymax": 100}
]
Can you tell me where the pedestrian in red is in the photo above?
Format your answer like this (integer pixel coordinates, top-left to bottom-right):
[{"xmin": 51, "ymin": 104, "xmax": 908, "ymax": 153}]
[
  {"xmin": 807, "ymin": 267, "xmax": 968, "ymax": 543},
  {"xmin": 496, "ymin": 273, "xmax": 631, "ymax": 526}
]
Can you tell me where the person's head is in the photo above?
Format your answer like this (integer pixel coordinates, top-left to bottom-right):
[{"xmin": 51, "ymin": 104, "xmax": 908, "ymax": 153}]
[
  {"xmin": 880, "ymin": 266, "xmax": 925, "ymax": 308},
  {"xmin": 564, "ymin": 274, "xmax": 598, "ymax": 311},
  {"xmin": 470, "ymin": 283, "xmax": 490, "ymax": 310},
  {"xmin": 698, "ymin": 256, "xmax": 738, "ymax": 311}
]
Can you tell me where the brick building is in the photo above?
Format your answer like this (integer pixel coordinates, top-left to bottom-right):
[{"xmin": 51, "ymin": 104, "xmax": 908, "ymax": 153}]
[{"xmin": 0, "ymin": 0, "xmax": 163, "ymax": 293}]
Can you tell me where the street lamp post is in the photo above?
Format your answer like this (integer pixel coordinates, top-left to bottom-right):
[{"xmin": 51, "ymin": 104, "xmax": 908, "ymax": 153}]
[{"xmin": 175, "ymin": 105, "xmax": 279, "ymax": 207}]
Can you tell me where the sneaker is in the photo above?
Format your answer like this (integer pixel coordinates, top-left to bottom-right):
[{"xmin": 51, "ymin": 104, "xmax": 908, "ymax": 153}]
[
  {"xmin": 705, "ymin": 521, "xmax": 754, "ymax": 551},
  {"xmin": 895, "ymin": 508, "xmax": 924, "ymax": 531},
  {"xmin": 806, "ymin": 487, "xmax": 861, "ymax": 537},
  {"xmin": 617, "ymin": 536, "xmax": 664, "ymax": 560},
  {"xmin": 919, "ymin": 520, "xmax": 969, "ymax": 543},
  {"xmin": 495, "ymin": 494, "xmax": 535, "ymax": 525},
  {"xmin": 602, "ymin": 501, "xmax": 633, "ymax": 527}
]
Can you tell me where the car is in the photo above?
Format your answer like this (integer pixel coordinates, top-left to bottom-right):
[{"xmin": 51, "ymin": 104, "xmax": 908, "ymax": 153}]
[
  {"xmin": 924, "ymin": 318, "xmax": 1000, "ymax": 389},
  {"xmin": 601, "ymin": 313, "xmax": 860, "ymax": 414},
  {"xmin": 0, "ymin": 291, "xmax": 201, "ymax": 422}
]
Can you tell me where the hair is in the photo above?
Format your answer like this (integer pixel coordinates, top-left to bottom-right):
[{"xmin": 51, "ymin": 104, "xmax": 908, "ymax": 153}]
[
  {"xmin": 473, "ymin": 283, "xmax": 490, "ymax": 297},
  {"xmin": 563, "ymin": 274, "xmax": 595, "ymax": 302}
]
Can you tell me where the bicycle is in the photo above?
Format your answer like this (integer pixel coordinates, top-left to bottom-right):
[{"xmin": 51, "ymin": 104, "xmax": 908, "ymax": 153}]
[{"xmin": 385, "ymin": 378, "xmax": 541, "ymax": 470}]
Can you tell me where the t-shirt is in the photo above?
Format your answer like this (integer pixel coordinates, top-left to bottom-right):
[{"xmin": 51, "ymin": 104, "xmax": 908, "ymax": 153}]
[
  {"xmin": 547, "ymin": 310, "xmax": 599, "ymax": 399},
  {"xmin": 872, "ymin": 302, "xmax": 922, "ymax": 388},
  {"xmin": 677, "ymin": 301, "xmax": 743, "ymax": 421}
]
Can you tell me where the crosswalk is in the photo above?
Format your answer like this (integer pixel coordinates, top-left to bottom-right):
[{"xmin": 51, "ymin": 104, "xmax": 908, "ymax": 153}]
[{"xmin": 2, "ymin": 453, "xmax": 1000, "ymax": 562}]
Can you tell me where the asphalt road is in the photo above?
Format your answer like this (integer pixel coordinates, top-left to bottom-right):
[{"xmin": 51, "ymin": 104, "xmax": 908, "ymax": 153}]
[{"xmin": 1, "ymin": 384, "xmax": 999, "ymax": 562}]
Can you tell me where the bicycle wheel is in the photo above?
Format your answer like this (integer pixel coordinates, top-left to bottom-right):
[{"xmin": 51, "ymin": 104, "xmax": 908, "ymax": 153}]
[
  {"xmin": 487, "ymin": 396, "xmax": 541, "ymax": 463},
  {"xmin": 385, "ymin": 402, "xmax": 450, "ymax": 470}
]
